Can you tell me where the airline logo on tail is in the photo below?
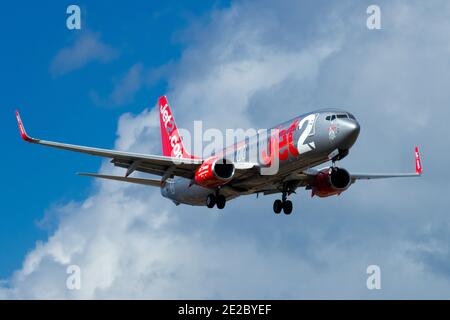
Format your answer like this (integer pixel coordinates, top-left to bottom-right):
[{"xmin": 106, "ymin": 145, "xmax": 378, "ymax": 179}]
[
  {"xmin": 158, "ymin": 96, "xmax": 193, "ymax": 159},
  {"xmin": 160, "ymin": 103, "xmax": 174, "ymax": 131}
]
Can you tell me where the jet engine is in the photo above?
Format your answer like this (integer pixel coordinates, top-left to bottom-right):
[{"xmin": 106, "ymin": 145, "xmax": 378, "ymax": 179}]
[
  {"xmin": 194, "ymin": 157, "xmax": 235, "ymax": 188},
  {"xmin": 311, "ymin": 167, "xmax": 352, "ymax": 197}
]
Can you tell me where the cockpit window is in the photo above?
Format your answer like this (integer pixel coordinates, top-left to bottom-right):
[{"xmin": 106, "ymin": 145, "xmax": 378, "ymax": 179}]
[{"xmin": 327, "ymin": 113, "xmax": 355, "ymax": 121}]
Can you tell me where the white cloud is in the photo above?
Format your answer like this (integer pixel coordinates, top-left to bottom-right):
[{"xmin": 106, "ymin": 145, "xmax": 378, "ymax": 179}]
[
  {"xmin": 50, "ymin": 32, "xmax": 118, "ymax": 76},
  {"xmin": 2, "ymin": 0, "xmax": 450, "ymax": 299}
]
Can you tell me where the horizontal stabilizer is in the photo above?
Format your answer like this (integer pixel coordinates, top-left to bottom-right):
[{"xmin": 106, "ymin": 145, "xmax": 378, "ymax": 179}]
[{"xmin": 77, "ymin": 173, "xmax": 161, "ymax": 187}]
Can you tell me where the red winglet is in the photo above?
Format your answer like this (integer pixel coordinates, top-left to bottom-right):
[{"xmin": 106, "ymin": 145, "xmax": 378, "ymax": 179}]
[
  {"xmin": 415, "ymin": 146, "xmax": 422, "ymax": 175},
  {"xmin": 15, "ymin": 111, "xmax": 36, "ymax": 143}
]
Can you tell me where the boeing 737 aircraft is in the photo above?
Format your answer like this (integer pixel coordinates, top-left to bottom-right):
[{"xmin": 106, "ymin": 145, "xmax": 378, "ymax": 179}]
[{"xmin": 16, "ymin": 96, "xmax": 422, "ymax": 214}]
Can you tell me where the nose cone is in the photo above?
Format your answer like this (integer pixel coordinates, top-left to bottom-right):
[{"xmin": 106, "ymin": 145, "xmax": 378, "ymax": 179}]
[{"xmin": 339, "ymin": 118, "xmax": 360, "ymax": 149}]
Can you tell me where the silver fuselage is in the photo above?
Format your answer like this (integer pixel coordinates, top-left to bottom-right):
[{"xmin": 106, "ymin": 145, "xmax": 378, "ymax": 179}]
[{"xmin": 161, "ymin": 109, "xmax": 360, "ymax": 206}]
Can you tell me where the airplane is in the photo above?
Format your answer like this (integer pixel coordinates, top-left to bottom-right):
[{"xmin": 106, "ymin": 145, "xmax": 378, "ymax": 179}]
[{"xmin": 15, "ymin": 96, "xmax": 422, "ymax": 215}]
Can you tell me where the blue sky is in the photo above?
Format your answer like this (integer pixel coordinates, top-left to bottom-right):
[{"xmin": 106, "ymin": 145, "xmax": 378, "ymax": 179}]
[
  {"xmin": 0, "ymin": 1, "xmax": 229, "ymax": 278},
  {"xmin": 1, "ymin": 0, "xmax": 450, "ymax": 299}
]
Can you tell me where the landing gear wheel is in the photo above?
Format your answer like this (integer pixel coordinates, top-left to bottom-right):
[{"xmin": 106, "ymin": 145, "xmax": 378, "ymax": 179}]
[
  {"xmin": 216, "ymin": 195, "xmax": 226, "ymax": 209},
  {"xmin": 206, "ymin": 194, "xmax": 216, "ymax": 208},
  {"xmin": 283, "ymin": 200, "xmax": 293, "ymax": 215},
  {"xmin": 273, "ymin": 199, "xmax": 283, "ymax": 214}
]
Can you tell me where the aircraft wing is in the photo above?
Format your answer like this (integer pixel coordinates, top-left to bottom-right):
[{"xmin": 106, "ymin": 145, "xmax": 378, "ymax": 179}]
[
  {"xmin": 350, "ymin": 146, "xmax": 423, "ymax": 181},
  {"xmin": 256, "ymin": 147, "xmax": 423, "ymax": 196},
  {"xmin": 16, "ymin": 111, "xmax": 202, "ymax": 179},
  {"xmin": 305, "ymin": 147, "xmax": 422, "ymax": 183},
  {"xmin": 349, "ymin": 172, "xmax": 420, "ymax": 180}
]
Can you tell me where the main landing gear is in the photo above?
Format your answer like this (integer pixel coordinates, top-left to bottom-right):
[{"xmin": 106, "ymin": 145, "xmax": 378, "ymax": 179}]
[
  {"xmin": 206, "ymin": 193, "xmax": 226, "ymax": 209},
  {"xmin": 273, "ymin": 199, "xmax": 293, "ymax": 215},
  {"xmin": 273, "ymin": 184, "xmax": 294, "ymax": 215}
]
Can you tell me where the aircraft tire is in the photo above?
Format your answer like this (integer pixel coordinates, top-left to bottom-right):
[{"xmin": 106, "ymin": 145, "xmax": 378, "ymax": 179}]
[
  {"xmin": 283, "ymin": 200, "xmax": 293, "ymax": 215},
  {"xmin": 216, "ymin": 195, "xmax": 226, "ymax": 209},
  {"xmin": 273, "ymin": 199, "xmax": 283, "ymax": 214},
  {"xmin": 206, "ymin": 194, "xmax": 216, "ymax": 208}
]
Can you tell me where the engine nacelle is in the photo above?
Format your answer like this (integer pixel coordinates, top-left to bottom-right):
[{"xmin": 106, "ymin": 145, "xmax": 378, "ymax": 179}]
[
  {"xmin": 194, "ymin": 157, "xmax": 235, "ymax": 188},
  {"xmin": 311, "ymin": 167, "xmax": 351, "ymax": 198}
]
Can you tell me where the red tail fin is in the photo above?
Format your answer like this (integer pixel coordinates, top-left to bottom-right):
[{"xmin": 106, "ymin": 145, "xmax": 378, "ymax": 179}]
[{"xmin": 158, "ymin": 96, "xmax": 194, "ymax": 159}]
